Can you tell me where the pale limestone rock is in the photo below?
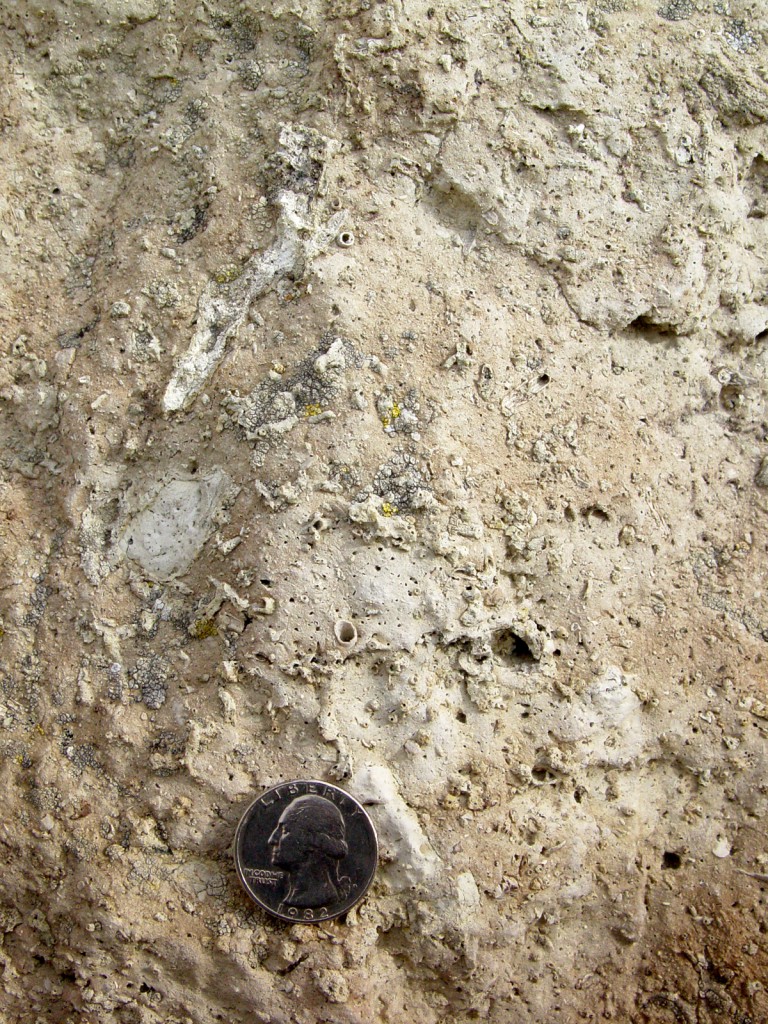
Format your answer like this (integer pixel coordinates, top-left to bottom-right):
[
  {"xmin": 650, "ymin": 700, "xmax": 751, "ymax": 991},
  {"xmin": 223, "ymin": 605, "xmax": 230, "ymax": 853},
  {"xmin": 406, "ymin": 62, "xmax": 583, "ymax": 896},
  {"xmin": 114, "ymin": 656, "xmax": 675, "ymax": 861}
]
[
  {"xmin": 119, "ymin": 470, "xmax": 231, "ymax": 580},
  {"xmin": 2, "ymin": 2, "xmax": 768, "ymax": 1022},
  {"xmin": 351, "ymin": 765, "xmax": 441, "ymax": 891}
]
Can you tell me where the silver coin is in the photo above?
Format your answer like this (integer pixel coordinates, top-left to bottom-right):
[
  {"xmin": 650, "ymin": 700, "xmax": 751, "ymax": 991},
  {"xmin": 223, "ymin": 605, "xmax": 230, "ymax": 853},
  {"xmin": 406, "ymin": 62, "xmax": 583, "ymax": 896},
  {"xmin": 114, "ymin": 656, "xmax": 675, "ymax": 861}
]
[{"xmin": 234, "ymin": 780, "xmax": 378, "ymax": 923}]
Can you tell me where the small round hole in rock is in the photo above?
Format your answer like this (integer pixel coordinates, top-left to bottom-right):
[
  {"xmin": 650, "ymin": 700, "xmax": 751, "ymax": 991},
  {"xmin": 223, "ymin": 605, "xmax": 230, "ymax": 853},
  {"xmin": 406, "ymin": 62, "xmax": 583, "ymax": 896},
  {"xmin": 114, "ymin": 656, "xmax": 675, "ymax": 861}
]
[
  {"xmin": 334, "ymin": 619, "xmax": 357, "ymax": 645},
  {"xmin": 662, "ymin": 851, "xmax": 681, "ymax": 870}
]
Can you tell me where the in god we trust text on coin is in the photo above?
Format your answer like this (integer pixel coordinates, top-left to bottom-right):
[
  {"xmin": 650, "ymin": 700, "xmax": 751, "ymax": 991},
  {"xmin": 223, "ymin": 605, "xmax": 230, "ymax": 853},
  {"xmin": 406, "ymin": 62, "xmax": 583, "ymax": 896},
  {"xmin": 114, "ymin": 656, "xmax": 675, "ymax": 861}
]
[{"xmin": 234, "ymin": 780, "xmax": 378, "ymax": 923}]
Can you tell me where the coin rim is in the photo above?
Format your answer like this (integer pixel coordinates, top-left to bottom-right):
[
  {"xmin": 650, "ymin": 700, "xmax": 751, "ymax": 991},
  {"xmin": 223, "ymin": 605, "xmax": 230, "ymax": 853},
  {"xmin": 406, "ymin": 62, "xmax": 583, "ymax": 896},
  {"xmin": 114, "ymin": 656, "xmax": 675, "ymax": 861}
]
[{"xmin": 234, "ymin": 779, "xmax": 379, "ymax": 923}]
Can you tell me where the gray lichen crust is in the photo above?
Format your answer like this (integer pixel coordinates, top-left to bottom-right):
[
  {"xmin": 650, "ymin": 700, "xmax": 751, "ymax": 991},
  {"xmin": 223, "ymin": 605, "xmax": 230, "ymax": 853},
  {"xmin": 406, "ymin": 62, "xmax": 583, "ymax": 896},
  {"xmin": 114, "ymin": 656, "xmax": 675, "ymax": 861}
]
[{"xmin": 1, "ymin": 1, "xmax": 768, "ymax": 1023}]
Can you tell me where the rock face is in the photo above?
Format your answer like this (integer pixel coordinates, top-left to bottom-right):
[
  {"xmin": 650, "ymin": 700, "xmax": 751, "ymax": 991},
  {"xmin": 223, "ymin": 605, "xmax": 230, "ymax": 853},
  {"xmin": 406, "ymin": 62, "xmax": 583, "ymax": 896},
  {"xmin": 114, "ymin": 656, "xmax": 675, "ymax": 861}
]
[{"xmin": 1, "ymin": 2, "xmax": 768, "ymax": 1022}]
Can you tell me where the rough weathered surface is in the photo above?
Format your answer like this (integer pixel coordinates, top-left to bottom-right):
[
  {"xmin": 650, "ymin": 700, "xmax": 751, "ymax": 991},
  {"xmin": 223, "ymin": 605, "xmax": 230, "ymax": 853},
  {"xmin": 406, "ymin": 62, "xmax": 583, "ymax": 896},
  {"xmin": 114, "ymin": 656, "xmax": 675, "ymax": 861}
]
[{"xmin": 1, "ymin": 2, "xmax": 768, "ymax": 1022}]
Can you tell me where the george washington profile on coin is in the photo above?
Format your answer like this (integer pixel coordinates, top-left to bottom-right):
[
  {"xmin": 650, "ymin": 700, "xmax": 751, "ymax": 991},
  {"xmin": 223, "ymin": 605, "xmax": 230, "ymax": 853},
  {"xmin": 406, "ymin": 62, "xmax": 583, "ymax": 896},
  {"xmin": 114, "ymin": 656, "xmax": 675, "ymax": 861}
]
[
  {"xmin": 235, "ymin": 781, "xmax": 378, "ymax": 923},
  {"xmin": 268, "ymin": 794, "xmax": 352, "ymax": 909}
]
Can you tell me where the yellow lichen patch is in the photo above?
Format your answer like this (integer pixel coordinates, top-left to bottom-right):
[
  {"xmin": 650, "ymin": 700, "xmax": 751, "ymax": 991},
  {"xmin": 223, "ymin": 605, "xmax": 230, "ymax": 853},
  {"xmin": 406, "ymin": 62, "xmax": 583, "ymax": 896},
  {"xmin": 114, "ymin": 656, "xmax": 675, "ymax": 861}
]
[
  {"xmin": 381, "ymin": 502, "xmax": 399, "ymax": 517},
  {"xmin": 189, "ymin": 618, "xmax": 219, "ymax": 640},
  {"xmin": 271, "ymin": 362, "xmax": 286, "ymax": 375},
  {"xmin": 214, "ymin": 265, "xmax": 243, "ymax": 284},
  {"xmin": 381, "ymin": 401, "xmax": 402, "ymax": 429},
  {"xmin": 304, "ymin": 403, "xmax": 323, "ymax": 418}
]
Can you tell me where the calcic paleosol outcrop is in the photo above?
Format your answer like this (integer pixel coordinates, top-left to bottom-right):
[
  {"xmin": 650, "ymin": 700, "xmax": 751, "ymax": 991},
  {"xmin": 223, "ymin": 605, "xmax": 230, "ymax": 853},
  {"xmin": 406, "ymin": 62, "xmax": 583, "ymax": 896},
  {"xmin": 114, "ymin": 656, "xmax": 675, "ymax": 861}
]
[{"xmin": 1, "ymin": 2, "xmax": 767, "ymax": 1023}]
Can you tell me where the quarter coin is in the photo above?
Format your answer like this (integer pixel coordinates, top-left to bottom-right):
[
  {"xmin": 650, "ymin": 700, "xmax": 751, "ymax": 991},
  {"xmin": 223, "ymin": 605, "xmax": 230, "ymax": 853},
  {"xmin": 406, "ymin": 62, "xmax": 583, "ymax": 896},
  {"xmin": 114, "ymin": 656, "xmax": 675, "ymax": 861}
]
[{"xmin": 234, "ymin": 780, "xmax": 378, "ymax": 923}]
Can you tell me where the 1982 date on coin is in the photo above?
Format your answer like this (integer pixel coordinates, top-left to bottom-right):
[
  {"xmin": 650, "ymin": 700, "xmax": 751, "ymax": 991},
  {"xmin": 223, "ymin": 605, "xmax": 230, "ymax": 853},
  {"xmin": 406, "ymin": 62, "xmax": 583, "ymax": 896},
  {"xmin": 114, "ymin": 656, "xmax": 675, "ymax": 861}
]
[{"xmin": 234, "ymin": 780, "xmax": 378, "ymax": 923}]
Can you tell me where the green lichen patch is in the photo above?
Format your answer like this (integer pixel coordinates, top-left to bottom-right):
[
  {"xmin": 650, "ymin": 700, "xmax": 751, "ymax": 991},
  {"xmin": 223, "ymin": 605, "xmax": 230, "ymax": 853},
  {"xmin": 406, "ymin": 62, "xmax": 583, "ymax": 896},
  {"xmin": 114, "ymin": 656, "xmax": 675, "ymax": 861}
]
[{"xmin": 189, "ymin": 618, "xmax": 219, "ymax": 640}]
